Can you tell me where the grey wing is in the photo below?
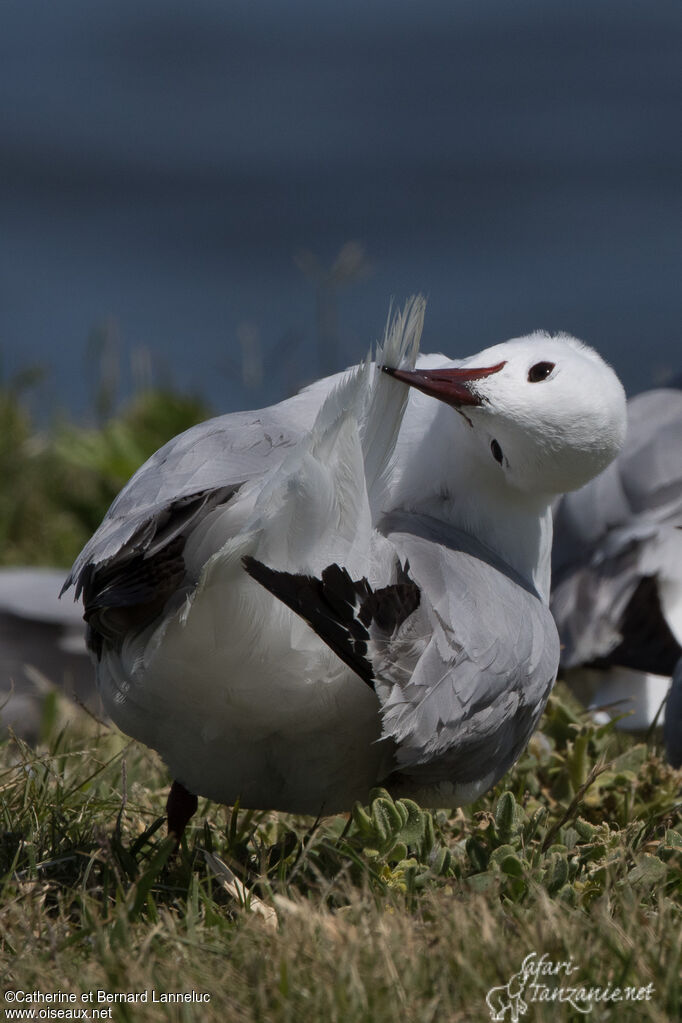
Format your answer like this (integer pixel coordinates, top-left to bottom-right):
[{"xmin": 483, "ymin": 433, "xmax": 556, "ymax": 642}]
[
  {"xmin": 618, "ymin": 389, "xmax": 682, "ymax": 521},
  {"xmin": 242, "ymin": 513, "xmax": 558, "ymax": 799},
  {"xmin": 551, "ymin": 523, "xmax": 682, "ymax": 674},
  {"xmin": 63, "ymin": 395, "xmax": 320, "ymax": 598},
  {"xmin": 62, "ymin": 393, "xmax": 328, "ymax": 657},
  {"xmin": 551, "ymin": 388, "xmax": 682, "ymax": 672},
  {"xmin": 378, "ymin": 525, "xmax": 559, "ymax": 795}
]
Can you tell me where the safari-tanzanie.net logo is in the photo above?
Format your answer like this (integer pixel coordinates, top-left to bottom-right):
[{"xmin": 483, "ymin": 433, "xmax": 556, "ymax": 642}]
[{"xmin": 485, "ymin": 952, "xmax": 655, "ymax": 1020}]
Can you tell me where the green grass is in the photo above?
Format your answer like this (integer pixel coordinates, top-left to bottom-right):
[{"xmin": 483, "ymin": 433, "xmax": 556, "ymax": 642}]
[
  {"xmin": 1, "ymin": 688, "xmax": 680, "ymax": 1022},
  {"xmin": 0, "ymin": 381, "xmax": 211, "ymax": 568}
]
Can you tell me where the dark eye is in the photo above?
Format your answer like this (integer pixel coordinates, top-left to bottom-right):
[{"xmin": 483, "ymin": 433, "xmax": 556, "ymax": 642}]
[
  {"xmin": 528, "ymin": 361, "xmax": 555, "ymax": 383},
  {"xmin": 491, "ymin": 439, "xmax": 503, "ymax": 464}
]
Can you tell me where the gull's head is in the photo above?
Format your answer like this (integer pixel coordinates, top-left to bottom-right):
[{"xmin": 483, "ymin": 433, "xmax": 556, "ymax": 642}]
[{"xmin": 383, "ymin": 331, "xmax": 627, "ymax": 496}]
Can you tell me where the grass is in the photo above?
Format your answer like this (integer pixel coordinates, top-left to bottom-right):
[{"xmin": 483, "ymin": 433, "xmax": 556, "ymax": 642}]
[
  {"xmin": 0, "ymin": 379, "xmax": 211, "ymax": 568},
  {"xmin": 1, "ymin": 688, "xmax": 680, "ymax": 1022}
]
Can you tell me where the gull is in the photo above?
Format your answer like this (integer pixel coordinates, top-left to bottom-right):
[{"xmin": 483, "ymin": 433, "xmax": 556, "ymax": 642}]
[
  {"xmin": 551, "ymin": 388, "xmax": 682, "ymax": 733},
  {"xmin": 63, "ymin": 299, "xmax": 626, "ymax": 833},
  {"xmin": 0, "ymin": 567, "xmax": 90, "ymax": 740}
]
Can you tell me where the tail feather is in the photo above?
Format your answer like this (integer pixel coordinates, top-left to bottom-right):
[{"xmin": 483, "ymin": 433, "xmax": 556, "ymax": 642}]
[{"xmin": 363, "ymin": 295, "xmax": 424, "ymax": 514}]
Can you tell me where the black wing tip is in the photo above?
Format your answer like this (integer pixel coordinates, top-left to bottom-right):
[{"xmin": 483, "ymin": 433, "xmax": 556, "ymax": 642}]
[
  {"xmin": 242, "ymin": 555, "xmax": 375, "ymax": 686},
  {"xmin": 59, "ymin": 572, "xmax": 81, "ymax": 601},
  {"xmin": 592, "ymin": 575, "xmax": 681, "ymax": 676},
  {"xmin": 242, "ymin": 554, "xmax": 420, "ymax": 690},
  {"xmin": 242, "ymin": 553, "xmax": 273, "ymax": 581}
]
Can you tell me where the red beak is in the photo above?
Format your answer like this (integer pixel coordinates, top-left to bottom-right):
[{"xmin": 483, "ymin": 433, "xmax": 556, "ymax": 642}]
[{"xmin": 381, "ymin": 361, "xmax": 506, "ymax": 407}]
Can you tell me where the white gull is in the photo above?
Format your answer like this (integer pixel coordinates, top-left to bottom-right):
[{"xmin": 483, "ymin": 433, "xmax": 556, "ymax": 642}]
[
  {"xmin": 551, "ymin": 388, "xmax": 682, "ymax": 733},
  {"xmin": 63, "ymin": 299, "xmax": 626, "ymax": 831}
]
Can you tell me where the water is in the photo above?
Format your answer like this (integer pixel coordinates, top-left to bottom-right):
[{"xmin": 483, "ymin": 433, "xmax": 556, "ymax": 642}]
[{"xmin": 1, "ymin": 0, "xmax": 680, "ymax": 419}]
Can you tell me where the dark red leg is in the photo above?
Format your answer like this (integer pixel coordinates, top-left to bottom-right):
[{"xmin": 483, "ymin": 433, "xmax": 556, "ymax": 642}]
[{"xmin": 166, "ymin": 779, "xmax": 198, "ymax": 842}]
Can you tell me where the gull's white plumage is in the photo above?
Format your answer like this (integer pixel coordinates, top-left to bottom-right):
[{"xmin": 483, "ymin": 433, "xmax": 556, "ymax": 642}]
[{"xmin": 65, "ymin": 300, "xmax": 627, "ymax": 818}]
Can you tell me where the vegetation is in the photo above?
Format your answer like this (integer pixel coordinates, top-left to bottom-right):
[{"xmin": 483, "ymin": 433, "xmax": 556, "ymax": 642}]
[
  {"xmin": 0, "ymin": 368, "xmax": 680, "ymax": 1021},
  {"xmin": 0, "ymin": 373, "xmax": 211, "ymax": 568},
  {"xmin": 1, "ymin": 690, "xmax": 680, "ymax": 1021}
]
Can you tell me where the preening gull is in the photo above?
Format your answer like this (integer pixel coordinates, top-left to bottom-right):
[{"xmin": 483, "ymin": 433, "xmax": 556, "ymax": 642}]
[
  {"xmin": 64, "ymin": 298, "xmax": 627, "ymax": 833},
  {"xmin": 551, "ymin": 388, "xmax": 682, "ymax": 734}
]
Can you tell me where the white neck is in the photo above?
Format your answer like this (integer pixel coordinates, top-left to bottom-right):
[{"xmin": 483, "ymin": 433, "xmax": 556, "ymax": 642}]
[{"xmin": 387, "ymin": 396, "xmax": 555, "ymax": 602}]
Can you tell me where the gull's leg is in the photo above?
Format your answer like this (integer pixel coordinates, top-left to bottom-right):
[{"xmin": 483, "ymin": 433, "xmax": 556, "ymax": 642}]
[{"xmin": 166, "ymin": 779, "xmax": 198, "ymax": 842}]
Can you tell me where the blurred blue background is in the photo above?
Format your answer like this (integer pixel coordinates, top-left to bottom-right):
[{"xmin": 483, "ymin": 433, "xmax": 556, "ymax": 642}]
[{"xmin": 2, "ymin": 0, "xmax": 681, "ymax": 419}]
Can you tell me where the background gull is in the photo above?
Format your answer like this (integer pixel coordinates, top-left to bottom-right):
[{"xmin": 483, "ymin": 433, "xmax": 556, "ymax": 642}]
[
  {"xmin": 0, "ymin": 567, "xmax": 90, "ymax": 741},
  {"xmin": 551, "ymin": 387, "xmax": 682, "ymax": 735}
]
